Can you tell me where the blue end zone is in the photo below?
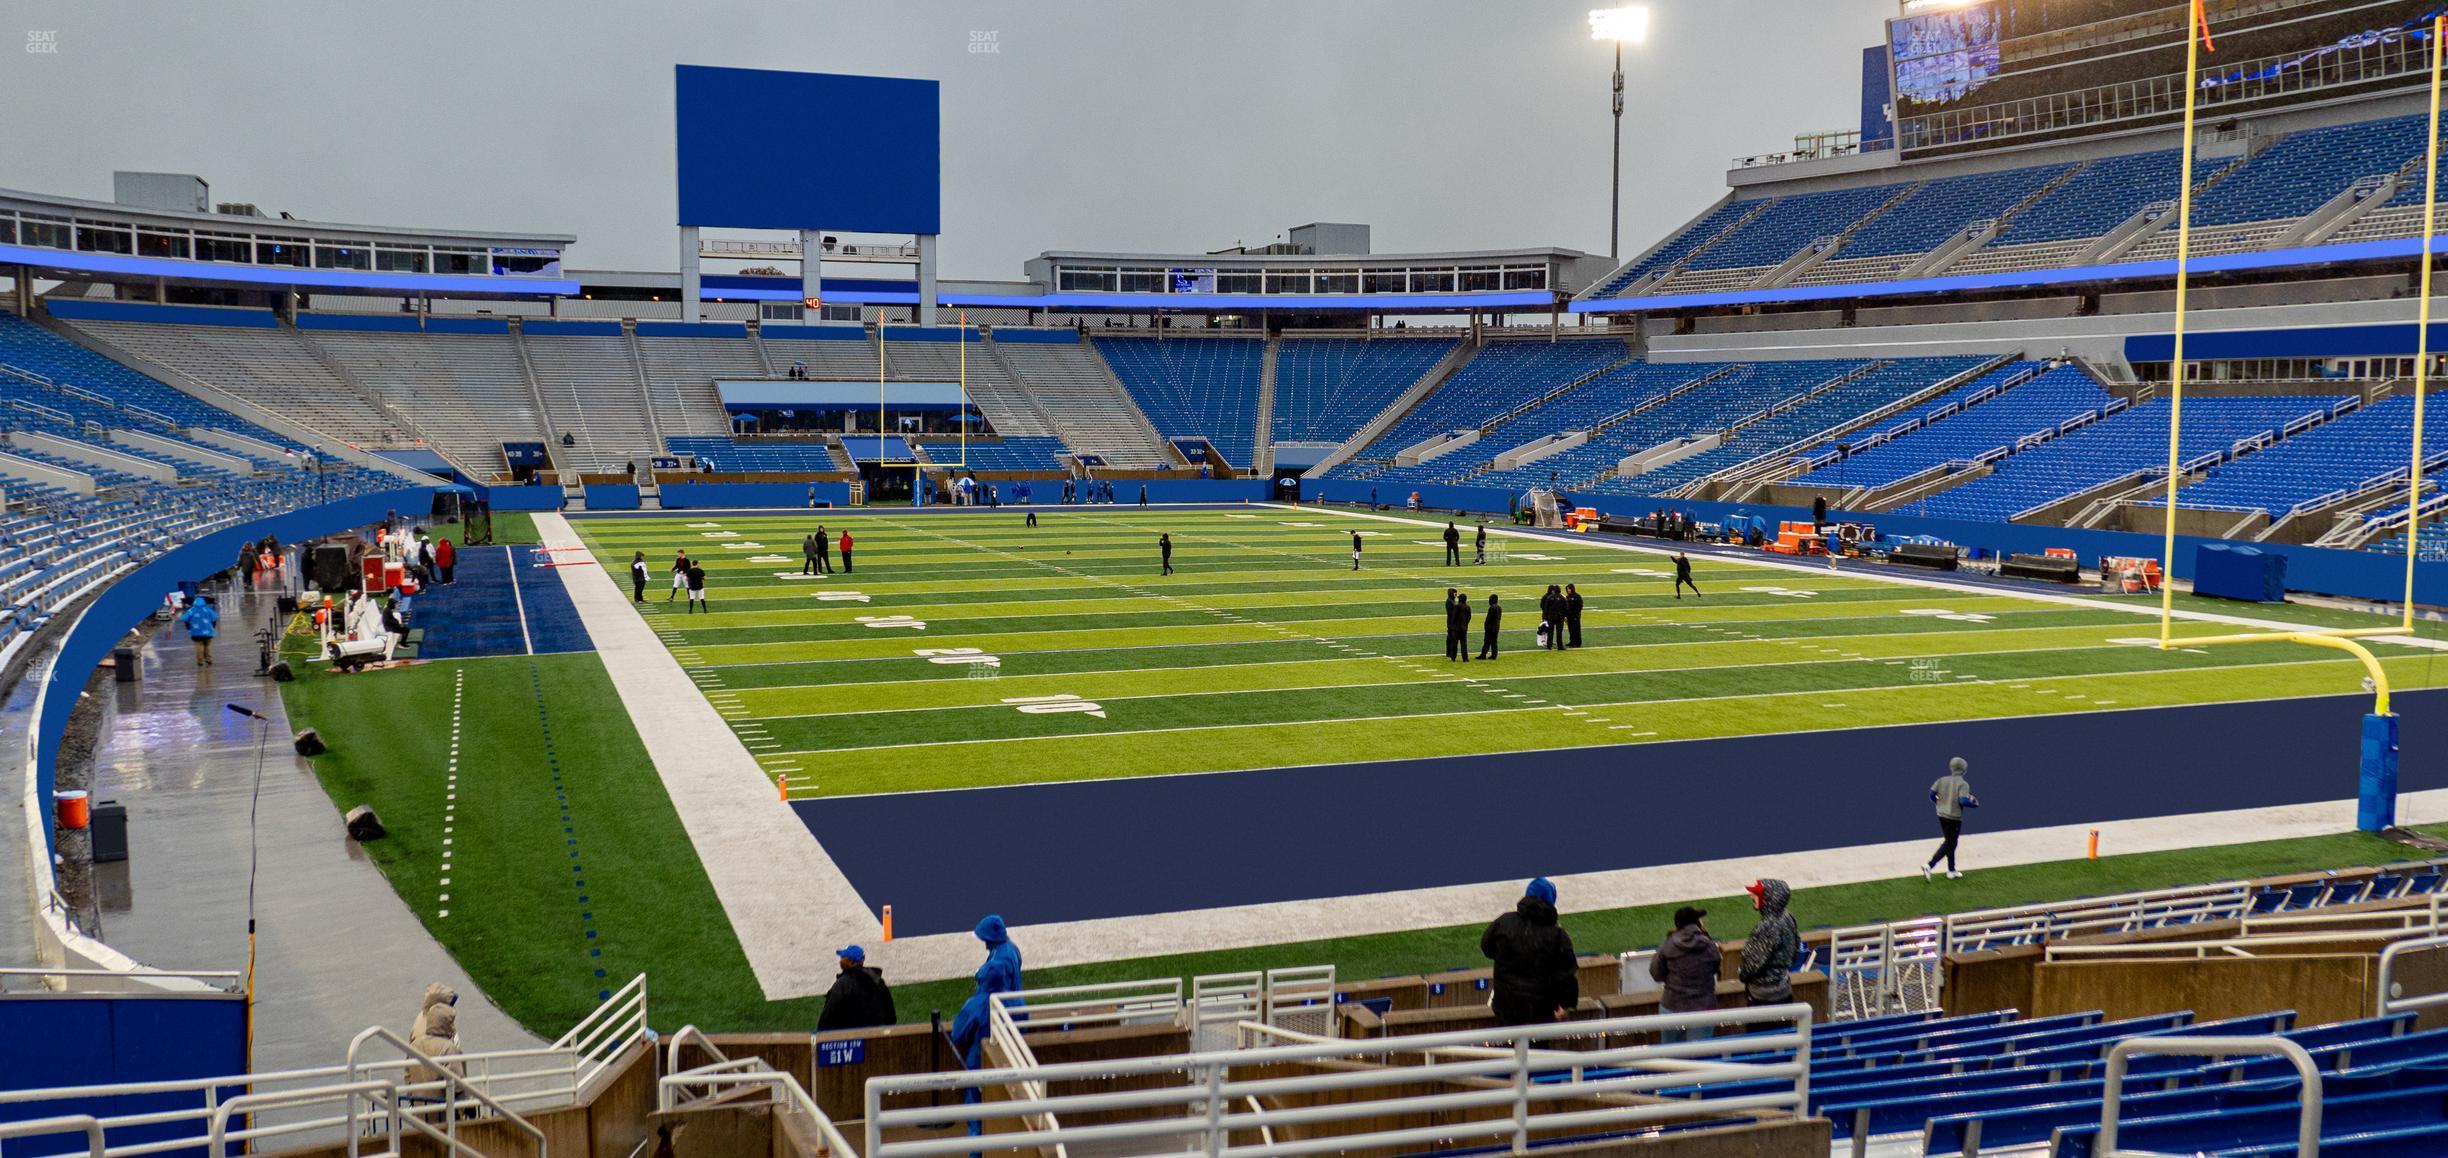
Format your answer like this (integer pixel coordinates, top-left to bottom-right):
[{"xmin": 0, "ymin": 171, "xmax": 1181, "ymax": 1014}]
[
  {"xmin": 793, "ymin": 689, "xmax": 2448, "ymax": 936},
  {"xmin": 410, "ymin": 546, "xmax": 593, "ymax": 658}
]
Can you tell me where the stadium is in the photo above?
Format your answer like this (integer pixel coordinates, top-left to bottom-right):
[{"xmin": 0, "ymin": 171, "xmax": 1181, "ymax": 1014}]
[{"xmin": 24, "ymin": 0, "xmax": 2448, "ymax": 1153}]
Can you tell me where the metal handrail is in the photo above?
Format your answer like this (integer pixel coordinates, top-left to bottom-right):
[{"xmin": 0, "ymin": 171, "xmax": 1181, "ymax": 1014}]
[
  {"xmin": 343, "ymin": 1026, "xmax": 549, "ymax": 1156},
  {"xmin": 0, "ymin": 1115, "xmax": 106, "ymax": 1156},
  {"xmin": 867, "ymin": 1005, "xmax": 1813, "ymax": 1158},
  {"xmin": 2047, "ymin": 925, "xmax": 2428, "ymax": 961},
  {"xmin": 204, "ymin": 1080, "xmax": 399, "ymax": 1158},
  {"xmin": 2099, "ymin": 1036, "xmax": 2320, "ymax": 1156},
  {"xmin": 664, "ymin": 1023, "xmax": 729, "ymax": 1073},
  {"xmin": 2377, "ymin": 932, "xmax": 2448, "ymax": 1018},
  {"xmin": 658, "ymin": 1064, "xmax": 857, "ymax": 1157}
]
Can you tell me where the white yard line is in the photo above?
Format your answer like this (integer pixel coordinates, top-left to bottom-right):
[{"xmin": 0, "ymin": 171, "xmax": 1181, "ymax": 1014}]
[
  {"xmin": 504, "ymin": 545, "xmax": 535, "ymax": 657},
  {"xmin": 534, "ymin": 514, "xmax": 904, "ymax": 995}
]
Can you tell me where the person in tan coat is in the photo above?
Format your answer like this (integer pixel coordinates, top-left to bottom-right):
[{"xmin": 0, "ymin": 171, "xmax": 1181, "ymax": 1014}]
[
  {"xmin": 406, "ymin": 1003, "xmax": 463, "ymax": 1089},
  {"xmin": 409, "ymin": 982, "xmax": 456, "ymax": 1039}
]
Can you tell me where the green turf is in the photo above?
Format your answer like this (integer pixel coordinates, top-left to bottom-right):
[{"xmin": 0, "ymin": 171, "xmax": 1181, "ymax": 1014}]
[
  {"xmin": 272, "ymin": 645, "xmax": 2443, "ymax": 1032},
  {"xmin": 429, "ymin": 510, "xmax": 540, "ymax": 546},
  {"xmin": 279, "ymin": 649, "xmax": 820, "ymax": 1034},
  {"xmin": 274, "ymin": 505, "xmax": 2448, "ymax": 1036},
  {"xmin": 571, "ymin": 508, "xmax": 2448, "ymax": 797}
]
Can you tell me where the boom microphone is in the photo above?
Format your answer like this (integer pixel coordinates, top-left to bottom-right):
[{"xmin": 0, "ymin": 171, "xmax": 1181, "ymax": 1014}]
[{"xmin": 224, "ymin": 703, "xmax": 262, "ymax": 720}]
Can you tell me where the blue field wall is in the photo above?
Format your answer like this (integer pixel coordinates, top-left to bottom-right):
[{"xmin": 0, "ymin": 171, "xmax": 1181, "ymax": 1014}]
[
  {"xmin": 581, "ymin": 484, "xmax": 641, "ymax": 510},
  {"xmin": 477, "ymin": 484, "xmax": 566, "ymax": 512},
  {"xmin": 0, "ymin": 994, "xmax": 247, "ymax": 1157},
  {"xmin": 1306, "ymin": 478, "xmax": 2448, "ymax": 605},
  {"xmin": 659, "ymin": 481, "xmax": 854, "ymax": 508}
]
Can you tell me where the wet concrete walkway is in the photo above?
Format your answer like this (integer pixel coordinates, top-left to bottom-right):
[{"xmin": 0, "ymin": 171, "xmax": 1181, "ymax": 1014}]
[{"xmin": 63, "ymin": 581, "xmax": 540, "ymax": 1071}]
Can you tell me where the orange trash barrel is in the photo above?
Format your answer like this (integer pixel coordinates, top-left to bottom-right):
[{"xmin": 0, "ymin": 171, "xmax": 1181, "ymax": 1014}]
[{"xmin": 54, "ymin": 789, "xmax": 89, "ymax": 830}]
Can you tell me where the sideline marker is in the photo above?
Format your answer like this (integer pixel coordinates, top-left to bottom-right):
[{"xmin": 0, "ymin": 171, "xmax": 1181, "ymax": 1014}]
[
  {"xmin": 881, "ymin": 904, "xmax": 894, "ymax": 943},
  {"xmin": 2087, "ymin": 829, "xmax": 2099, "ymax": 860}
]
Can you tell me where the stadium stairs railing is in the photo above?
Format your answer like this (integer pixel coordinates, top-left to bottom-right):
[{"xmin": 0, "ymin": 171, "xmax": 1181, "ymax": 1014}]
[
  {"xmin": 972, "ymin": 965, "xmax": 1341, "ymax": 1153},
  {"xmin": 0, "ymin": 973, "xmax": 650, "ymax": 1156},
  {"xmin": 658, "ymin": 1027, "xmax": 855, "ymax": 1157},
  {"xmin": 869, "ymin": 1005, "xmax": 1816, "ymax": 1158},
  {"xmin": 2096, "ymin": 1036, "xmax": 2322, "ymax": 1158},
  {"xmin": 2376, "ymin": 932, "xmax": 2448, "ymax": 1020},
  {"xmin": 1682, "ymin": 874, "xmax": 2445, "ymax": 1025}
]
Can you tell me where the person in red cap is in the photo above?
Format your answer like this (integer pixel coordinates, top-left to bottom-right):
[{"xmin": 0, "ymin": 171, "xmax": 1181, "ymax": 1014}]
[{"xmin": 1737, "ymin": 879, "xmax": 1798, "ymax": 1006}]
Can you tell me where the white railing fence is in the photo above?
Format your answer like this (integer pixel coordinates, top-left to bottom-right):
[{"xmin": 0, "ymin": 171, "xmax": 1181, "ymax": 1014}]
[
  {"xmin": 2377, "ymin": 932, "xmax": 2448, "ymax": 1019},
  {"xmin": 866, "ymin": 1005, "xmax": 1814, "ymax": 1158},
  {"xmin": 656, "ymin": 1029, "xmax": 856, "ymax": 1158},
  {"xmin": 1825, "ymin": 917, "xmax": 1943, "ymax": 1021},
  {"xmin": 2097, "ymin": 1037, "xmax": 2320, "ymax": 1158},
  {"xmin": 341, "ymin": 1027, "xmax": 547, "ymax": 1157},
  {"xmin": 0, "ymin": 973, "xmax": 648, "ymax": 1157},
  {"xmin": 1787, "ymin": 872, "xmax": 2443, "ymax": 1020}
]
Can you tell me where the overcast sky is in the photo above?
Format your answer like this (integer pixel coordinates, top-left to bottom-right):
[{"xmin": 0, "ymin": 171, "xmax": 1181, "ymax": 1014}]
[{"xmin": 0, "ymin": 0, "xmax": 1897, "ymax": 279}]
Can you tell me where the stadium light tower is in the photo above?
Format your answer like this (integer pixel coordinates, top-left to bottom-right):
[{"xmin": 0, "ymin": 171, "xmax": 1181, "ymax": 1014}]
[{"xmin": 1589, "ymin": 6, "xmax": 1650, "ymax": 261}]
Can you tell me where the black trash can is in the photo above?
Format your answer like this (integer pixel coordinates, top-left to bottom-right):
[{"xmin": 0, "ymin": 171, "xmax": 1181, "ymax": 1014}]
[
  {"xmin": 89, "ymin": 799, "xmax": 128, "ymax": 863},
  {"xmin": 112, "ymin": 646, "xmax": 137, "ymax": 683}
]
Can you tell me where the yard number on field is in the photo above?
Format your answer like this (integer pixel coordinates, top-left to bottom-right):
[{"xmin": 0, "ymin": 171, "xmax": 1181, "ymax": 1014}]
[
  {"xmin": 1003, "ymin": 693, "xmax": 1106, "ymax": 719},
  {"xmin": 857, "ymin": 615, "xmax": 926, "ymax": 630},
  {"xmin": 815, "ymin": 590, "xmax": 872, "ymax": 603},
  {"xmin": 917, "ymin": 647, "xmax": 1000, "ymax": 668},
  {"xmin": 1900, "ymin": 608, "xmax": 1995, "ymax": 624}
]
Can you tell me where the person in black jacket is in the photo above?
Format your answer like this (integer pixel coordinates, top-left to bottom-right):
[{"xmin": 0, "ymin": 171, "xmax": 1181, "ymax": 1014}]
[
  {"xmin": 1649, "ymin": 906, "xmax": 1721, "ymax": 1042},
  {"xmin": 1481, "ymin": 877, "xmax": 1578, "ymax": 1026},
  {"xmin": 1563, "ymin": 583, "xmax": 1585, "ymax": 648},
  {"xmin": 1443, "ymin": 521, "xmax": 1462, "ymax": 566},
  {"xmin": 816, "ymin": 945, "xmax": 897, "ymax": 1032},
  {"xmin": 1673, "ymin": 552, "xmax": 1701, "ymax": 599},
  {"xmin": 1474, "ymin": 523, "xmax": 1488, "ymax": 565},
  {"xmin": 1159, "ymin": 533, "xmax": 1174, "ymax": 576},
  {"xmin": 1445, "ymin": 590, "xmax": 1472, "ymax": 662},
  {"xmin": 1539, "ymin": 584, "xmax": 1565, "ymax": 650},
  {"xmin": 1478, "ymin": 593, "xmax": 1503, "ymax": 659}
]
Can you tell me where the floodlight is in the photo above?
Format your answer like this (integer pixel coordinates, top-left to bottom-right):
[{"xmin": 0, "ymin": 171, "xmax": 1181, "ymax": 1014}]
[{"xmin": 1588, "ymin": 6, "xmax": 1649, "ymax": 43}]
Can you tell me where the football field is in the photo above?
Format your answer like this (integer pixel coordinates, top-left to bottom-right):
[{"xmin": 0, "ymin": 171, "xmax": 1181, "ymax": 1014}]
[{"xmin": 570, "ymin": 504, "xmax": 2448, "ymax": 803}]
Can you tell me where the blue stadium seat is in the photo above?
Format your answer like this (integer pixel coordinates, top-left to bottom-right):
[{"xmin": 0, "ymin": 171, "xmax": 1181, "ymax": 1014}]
[
  {"xmin": 665, "ymin": 436, "xmax": 840, "ymax": 472},
  {"xmin": 2155, "ymin": 397, "xmax": 2422, "ymax": 518},
  {"xmin": 1330, "ymin": 339, "xmax": 1633, "ymax": 481},
  {"xmin": 1685, "ymin": 185, "xmax": 1903, "ymax": 271},
  {"xmin": 1898, "ymin": 396, "xmax": 2345, "ymax": 523},
  {"xmin": 2190, "ymin": 114, "xmax": 2429, "ymax": 228},
  {"xmin": 1786, "ymin": 365, "xmax": 2106, "ymax": 493},
  {"xmin": 1833, "ymin": 164, "xmax": 2073, "ymax": 259},
  {"xmin": 1989, "ymin": 148, "xmax": 2197, "ymax": 247},
  {"xmin": 1270, "ymin": 338, "xmax": 1457, "ymax": 446},
  {"xmin": 1092, "ymin": 336, "xmax": 1265, "ymax": 469}
]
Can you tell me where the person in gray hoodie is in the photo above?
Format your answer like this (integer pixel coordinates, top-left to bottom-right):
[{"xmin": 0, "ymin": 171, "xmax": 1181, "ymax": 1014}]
[
  {"xmin": 1737, "ymin": 879, "xmax": 1799, "ymax": 1005},
  {"xmin": 1649, "ymin": 906, "xmax": 1721, "ymax": 1042},
  {"xmin": 1925, "ymin": 756, "xmax": 1981, "ymax": 881}
]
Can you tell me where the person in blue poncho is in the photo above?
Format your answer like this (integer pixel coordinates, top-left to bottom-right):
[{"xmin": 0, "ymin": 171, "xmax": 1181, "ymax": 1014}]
[
  {"xmin": 180, "ymin": 594, "xmax": 220, "ymax": 667},
  {"xmin": 948, "ymin": 915, "xmax": 1024, "ymax": 1136}
]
